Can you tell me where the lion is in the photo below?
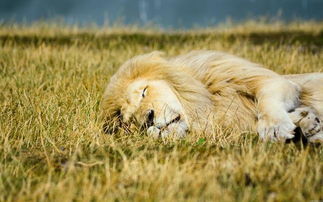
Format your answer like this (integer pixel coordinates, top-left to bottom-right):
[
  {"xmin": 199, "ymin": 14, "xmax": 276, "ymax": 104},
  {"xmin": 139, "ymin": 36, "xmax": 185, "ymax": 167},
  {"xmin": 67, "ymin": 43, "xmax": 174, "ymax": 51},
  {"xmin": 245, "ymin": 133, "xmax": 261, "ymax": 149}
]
[{"xmin": 101, "ymin": 50, "xmax": 323, "ymax": 142}]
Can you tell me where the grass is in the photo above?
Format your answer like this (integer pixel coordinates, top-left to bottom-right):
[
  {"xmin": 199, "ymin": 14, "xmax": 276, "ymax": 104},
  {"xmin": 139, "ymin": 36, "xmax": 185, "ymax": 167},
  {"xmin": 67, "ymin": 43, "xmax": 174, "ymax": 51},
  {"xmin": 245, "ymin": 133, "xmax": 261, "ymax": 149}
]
[{"xmin": 0, "ymin": 22, "xmax": 323, "ymax": 201}]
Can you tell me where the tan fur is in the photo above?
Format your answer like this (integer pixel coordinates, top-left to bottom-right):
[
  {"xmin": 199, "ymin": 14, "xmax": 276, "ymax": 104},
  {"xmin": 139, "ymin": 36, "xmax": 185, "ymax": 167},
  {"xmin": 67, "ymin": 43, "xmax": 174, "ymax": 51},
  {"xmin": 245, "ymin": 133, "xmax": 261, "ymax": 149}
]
[
  {"xmin": 101, "ymin": 50, "xmax": 323, "ymax": 141},
  {"xmin": 285, "ymin": 73, "xmax": 323, "ymax": 119}
]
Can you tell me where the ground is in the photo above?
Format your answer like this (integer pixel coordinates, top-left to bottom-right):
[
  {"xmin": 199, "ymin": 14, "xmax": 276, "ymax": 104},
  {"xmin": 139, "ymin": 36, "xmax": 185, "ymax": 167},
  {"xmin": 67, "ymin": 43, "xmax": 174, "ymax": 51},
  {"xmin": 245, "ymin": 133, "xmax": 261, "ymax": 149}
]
[{"xmin": 0, "ymin": 22, "xmax": 323, "ymax": 201}]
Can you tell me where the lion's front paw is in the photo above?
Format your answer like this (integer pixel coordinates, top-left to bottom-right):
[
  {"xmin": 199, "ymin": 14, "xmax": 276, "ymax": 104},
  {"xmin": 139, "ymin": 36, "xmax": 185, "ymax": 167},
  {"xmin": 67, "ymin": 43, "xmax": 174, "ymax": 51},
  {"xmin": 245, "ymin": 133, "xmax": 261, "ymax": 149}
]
[{"xmin": 257, "ymin": 117, "xmax": 296, "ymax": 141}]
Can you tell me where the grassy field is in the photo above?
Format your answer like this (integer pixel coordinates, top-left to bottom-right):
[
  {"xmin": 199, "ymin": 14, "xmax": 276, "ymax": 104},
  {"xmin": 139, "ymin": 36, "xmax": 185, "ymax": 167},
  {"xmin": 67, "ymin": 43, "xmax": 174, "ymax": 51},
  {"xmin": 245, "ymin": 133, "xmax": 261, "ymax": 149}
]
[{"xmin": 0, "ymin": 22, "xmax": 323, "ymax": 201}]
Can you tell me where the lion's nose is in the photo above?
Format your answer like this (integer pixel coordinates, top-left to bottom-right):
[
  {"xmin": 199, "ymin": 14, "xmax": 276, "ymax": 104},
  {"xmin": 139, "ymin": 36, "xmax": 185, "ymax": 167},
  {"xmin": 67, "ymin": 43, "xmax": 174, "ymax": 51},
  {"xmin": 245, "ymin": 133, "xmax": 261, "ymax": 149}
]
[{"xmin": 146, "ymin": 109, "xmax": 154, "ymax": 127}]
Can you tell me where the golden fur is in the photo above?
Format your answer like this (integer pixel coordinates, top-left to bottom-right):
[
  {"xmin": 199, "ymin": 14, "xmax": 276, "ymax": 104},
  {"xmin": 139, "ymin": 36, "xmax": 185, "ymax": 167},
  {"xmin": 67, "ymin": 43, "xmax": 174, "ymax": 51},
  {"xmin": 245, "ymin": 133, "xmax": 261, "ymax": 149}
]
[{"xmin": 101, "ymin": 50, "xmax": 323, "ymax": 142}]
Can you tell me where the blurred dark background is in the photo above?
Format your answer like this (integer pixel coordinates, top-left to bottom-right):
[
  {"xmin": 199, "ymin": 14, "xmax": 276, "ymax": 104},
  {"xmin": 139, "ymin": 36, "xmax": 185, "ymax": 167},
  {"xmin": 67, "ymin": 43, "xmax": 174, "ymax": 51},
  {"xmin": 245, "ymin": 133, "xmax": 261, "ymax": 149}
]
[{"xmin": 0, "ymin": 0, "xmax": 323, "ymax": 28}]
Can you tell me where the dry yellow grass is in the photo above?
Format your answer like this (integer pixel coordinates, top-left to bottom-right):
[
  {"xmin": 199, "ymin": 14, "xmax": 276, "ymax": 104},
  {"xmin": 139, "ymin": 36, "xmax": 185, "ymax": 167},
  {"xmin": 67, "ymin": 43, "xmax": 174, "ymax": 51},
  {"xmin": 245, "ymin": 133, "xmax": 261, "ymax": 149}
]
[{"xmin": 0, "ymin": 22, "xmax": 323, "ymax": 201}]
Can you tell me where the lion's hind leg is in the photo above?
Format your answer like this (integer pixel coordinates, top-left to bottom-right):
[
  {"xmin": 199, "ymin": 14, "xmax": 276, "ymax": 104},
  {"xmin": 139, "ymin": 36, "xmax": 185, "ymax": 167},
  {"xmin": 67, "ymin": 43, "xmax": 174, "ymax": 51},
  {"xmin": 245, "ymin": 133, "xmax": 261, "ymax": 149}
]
[{"xmin": 289, "ymin": 106, "xmax": 323, "ymax": 143}]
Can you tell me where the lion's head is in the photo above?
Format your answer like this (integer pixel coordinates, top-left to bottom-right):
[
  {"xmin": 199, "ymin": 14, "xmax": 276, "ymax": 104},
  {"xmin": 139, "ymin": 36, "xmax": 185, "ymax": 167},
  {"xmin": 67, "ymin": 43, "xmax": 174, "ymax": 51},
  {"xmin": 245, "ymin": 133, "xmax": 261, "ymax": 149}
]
[{"xmin": 101, "ymin": 52, "xmax": 215, "ymax": 138}]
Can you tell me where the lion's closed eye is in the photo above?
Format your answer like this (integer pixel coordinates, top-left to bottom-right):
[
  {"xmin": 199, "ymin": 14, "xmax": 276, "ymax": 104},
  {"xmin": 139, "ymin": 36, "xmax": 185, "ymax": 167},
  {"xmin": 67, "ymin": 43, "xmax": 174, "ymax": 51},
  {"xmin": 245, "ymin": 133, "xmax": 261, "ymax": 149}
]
[{"xmin": 142, "ymin": 86, "xmax": 148, "ymax": 98}]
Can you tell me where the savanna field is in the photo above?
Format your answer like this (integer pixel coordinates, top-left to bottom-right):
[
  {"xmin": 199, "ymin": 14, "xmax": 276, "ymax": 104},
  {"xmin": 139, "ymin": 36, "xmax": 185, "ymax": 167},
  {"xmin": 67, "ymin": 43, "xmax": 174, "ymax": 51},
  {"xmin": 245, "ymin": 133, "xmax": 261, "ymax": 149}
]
[{"xmin": 0, "ymin": 22, "xmax": 323, "ymax": 201}]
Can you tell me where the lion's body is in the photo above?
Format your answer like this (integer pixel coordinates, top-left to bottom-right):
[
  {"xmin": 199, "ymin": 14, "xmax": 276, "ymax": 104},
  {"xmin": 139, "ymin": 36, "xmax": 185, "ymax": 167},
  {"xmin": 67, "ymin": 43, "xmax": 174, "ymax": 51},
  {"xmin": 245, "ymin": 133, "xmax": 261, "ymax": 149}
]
[
  {"xmin": 170, "ymin": 50, "xmax": 323, "ymax": 131},
  {"xmin": 101, "ymin": 50, "xmax": 323, "ymax": 141},
  {"xmin": 285, "ymin": 73, "xmax": 323, "ymax": 118}
]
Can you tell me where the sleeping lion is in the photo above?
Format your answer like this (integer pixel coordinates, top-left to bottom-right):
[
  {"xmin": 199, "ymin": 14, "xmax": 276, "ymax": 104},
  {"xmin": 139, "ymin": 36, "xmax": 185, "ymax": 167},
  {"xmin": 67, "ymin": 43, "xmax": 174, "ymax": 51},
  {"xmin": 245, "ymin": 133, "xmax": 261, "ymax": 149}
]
[{"xmin": 101, "ymin": 50, "xmax": 323, "ymax": 142}]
